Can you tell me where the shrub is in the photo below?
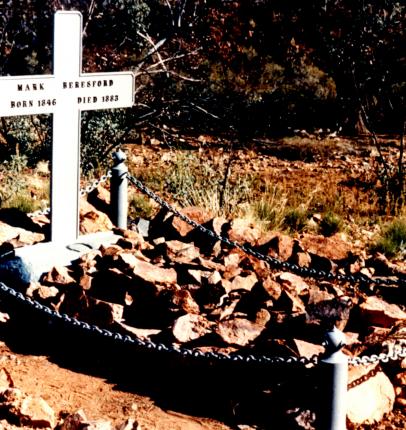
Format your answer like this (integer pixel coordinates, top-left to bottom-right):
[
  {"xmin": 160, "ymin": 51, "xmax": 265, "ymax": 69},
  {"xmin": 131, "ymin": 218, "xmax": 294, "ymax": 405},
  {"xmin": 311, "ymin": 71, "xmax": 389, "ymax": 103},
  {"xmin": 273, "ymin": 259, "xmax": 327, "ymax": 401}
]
[
  {"xmin": 283, "ymin": 208, "xmax": 309, "ymax": 233},
  {"xmin": 252, "ymin": 184, "xmax": 288, "ymax": 231},
  {"xmin": 3, "ymin": 193, "xmax": 39, "ymax": 213},
  {"xmin": 164, "ymin": 152, "xmax": 252, "ymax": 217},
  {"xmin": 129, "ymin": 194, "xmax": 155, "ymax": 220},
  {"xmin": 319, "ymin": 212, "xmax": 343, "ymax": 237},
  {"xmin": 370, "ymin": 218, "xmax": 406, "ymax": 258}
]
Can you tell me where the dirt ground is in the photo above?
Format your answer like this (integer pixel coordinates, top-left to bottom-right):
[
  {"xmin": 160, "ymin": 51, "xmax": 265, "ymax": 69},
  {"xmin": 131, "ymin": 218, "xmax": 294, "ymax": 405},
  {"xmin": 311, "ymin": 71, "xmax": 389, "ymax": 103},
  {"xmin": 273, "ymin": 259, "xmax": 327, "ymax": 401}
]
[{"xmin": 0, "ymin": 313, "xmax": 236, "ymax": 430}]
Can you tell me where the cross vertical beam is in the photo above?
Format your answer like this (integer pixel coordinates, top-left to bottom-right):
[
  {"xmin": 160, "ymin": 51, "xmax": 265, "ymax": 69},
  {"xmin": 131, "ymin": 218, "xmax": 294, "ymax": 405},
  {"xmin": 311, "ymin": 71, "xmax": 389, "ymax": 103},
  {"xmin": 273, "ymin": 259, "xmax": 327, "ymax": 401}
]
[{"xmin": 52, "ymin": 12, "xmax": 82, "ymax": 244}]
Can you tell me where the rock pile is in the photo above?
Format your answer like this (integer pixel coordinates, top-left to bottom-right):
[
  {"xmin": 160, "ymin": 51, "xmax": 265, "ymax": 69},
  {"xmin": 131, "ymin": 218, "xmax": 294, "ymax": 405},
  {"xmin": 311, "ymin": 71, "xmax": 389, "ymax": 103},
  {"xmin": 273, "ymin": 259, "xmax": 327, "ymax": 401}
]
[{"xmin": 0, "ymin": 196, "xmax": 405, "ymax": 428}]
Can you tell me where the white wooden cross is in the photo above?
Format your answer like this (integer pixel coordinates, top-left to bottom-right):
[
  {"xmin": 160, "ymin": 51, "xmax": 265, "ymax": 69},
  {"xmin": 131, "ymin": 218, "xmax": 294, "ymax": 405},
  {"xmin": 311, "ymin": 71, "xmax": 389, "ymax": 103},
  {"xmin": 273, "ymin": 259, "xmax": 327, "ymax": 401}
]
[{"xmin": 0, "ymin": 11, "xmax": 134, "ymax": 244}]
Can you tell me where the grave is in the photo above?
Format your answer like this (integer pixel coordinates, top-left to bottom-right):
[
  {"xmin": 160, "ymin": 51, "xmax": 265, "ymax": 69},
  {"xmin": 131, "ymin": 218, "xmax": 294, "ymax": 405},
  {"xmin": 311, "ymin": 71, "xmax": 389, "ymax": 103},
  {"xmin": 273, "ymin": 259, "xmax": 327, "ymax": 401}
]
[{"xmin": 0, "ymin": 11, "xmax": 135, "ymax": 284}]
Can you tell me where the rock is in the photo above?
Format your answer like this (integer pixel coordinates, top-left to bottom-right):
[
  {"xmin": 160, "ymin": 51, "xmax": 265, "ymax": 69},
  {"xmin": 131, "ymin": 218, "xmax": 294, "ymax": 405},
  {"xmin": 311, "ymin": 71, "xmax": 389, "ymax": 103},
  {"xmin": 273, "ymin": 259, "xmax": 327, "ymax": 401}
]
[
  {"xmin": 85, "ymin": 297, "xmax": 124, "ymax": 326},
  {"xmin": 0, "ymin": 387, "xmax": 23, "ymax": 404},
  {"xmin": 393, "ymin": 371, "xmax": 406, "ymax": 408},
  {"xmin": 308, "ymin": 253, "xmax": 337, "ymax": 273},
  {"xmin": 291, "ymin": 251, "xmax": 312, "ymax": 268},
  {"xmin": 277, "ymin": 272, "xmax": 309, "ymax": 295},
  {"xmin": 227, "ymin": 218, "xmax": 262, "ymax": 245},
  {"xmin": 77, "ymin": 249, "xmax": 102, "ymax": 268},
  {"xmin": 131, "ymin": 257, "xmax": 177, "ymax": 285},
  {"xmin": 172, "ymin": 314, "xmax": 214, "ymax": 343},
  {"xmin": 359, "ymin": 296, "xmax": 406, "ymax": 328},
  {"xmin": 223, "ymin": 252, "xmax": 241, "ymax": 268},
  {"xmin": 196, "ymin": 256, "xmax": 224, "ymax": 272},
  {"xmin": 18, "ymin": 395, "xmax": 56, "ymax": 428},
  {"xmin": 347, "ymin": 363, "xmax": 395, "ymax": 428},
  {"xmin": 114, "ymin": 228, "xmax": 149, "ymax": 251},
  {"xmin": 115, "ymin": 322, "xmax": 161, "ymax": 340},
  {"xmin": 79, "ymin": 273, "xmax": 93, "ymax": 290},
  {"xmin": 0, "ymin": 313, "xmax": 9, "ymax": 323},
  {"xmin": 0, "ymin": 387, "xmax": 55, "ymax": 429},
  {"xmin": 216, "ymin": 317, "xmax": 266, "ymax": 347},
  {"xmin": 27, "ymin": 284, "xmax": 61, "ymax": 307},
  {"xmin": 306, "ymin": 296, "xmax": 352, "ymax": 331},
  {"xmin": 42, "ymin": 265, "xmax": 76, "ymax": 286},
  {"xmin": 80, "ymin": 198, "xmax": 114, "ymax": 233},
  {"xmin": 293, "ymin": 339, "xmax": 324, "ymax": 359},
  {"xmin": 207, "ymin": 270, "xmax": 222, "ymax": 286},
  {"xmin": 171, "ymin": 207, "xmax": 213, "ymax": 237},
  {"xmin": 116, "ymin": 252, "xmax": 150, "ymax": 272},
  {"xmin": 89, "ymin": 268, "xmax": 133, "ymax": 304},
  {"xmin": 165, "ymin": 240, "xmax": 201, "ymax": 264},
  {"xmin": 395, "ymin": 371, "xmax": 406, "ymax": 386},
  {"xmin": 256, "ymin": 232, "xmax": 294, "ymax": 261},
  {"xmin": 0, "ymin": 221, "xmax": 45, "ymax": 247},
  {"xmin": 60, "ymin": 409, "xmax": 89, "ymax": 430},
  {"xmin": 88, "ymin": 185, "xmax": 111, "ymax": 215},
  {"xmin": 0, "ymin": 368, "xmax": 13, "ymax": 392},
  {"xmin": 261, "ymin": 277, "xmax": 282, "ymax": 301},
  {"xmin": 285, "ymin": 408, "xmax": 316, "ymax": 430},
  {"xmin": 116, "ymin": 417, "xmax": 141, "ymax": 430},
  {"xmin": 165, "ymin": 288, "xmax": 200, "ymax": 315},
  {"xmin": 226, "ymin": 273, "xmax": 258, "ymax": 293},
  {"xmin": 86, "ymin": 420, "xmax": 113, "ymax": 430},
  {"xmin": 255, "ymin": 308, "xmax": 271, "ymax": 326},
  {"xmin": 60, "ymin": 410, "xmax": 113, "ymax": 430},
  {"xmin": 300, "ymin": 233, "xmax": 352, "ymax": 261},
  {"xmin": 365, "ymin": 253, "xmax": 395, "ymax": 276},
  {"xmin": 278, "ymin": 290, "xmax": 306, "ymax": 314}
]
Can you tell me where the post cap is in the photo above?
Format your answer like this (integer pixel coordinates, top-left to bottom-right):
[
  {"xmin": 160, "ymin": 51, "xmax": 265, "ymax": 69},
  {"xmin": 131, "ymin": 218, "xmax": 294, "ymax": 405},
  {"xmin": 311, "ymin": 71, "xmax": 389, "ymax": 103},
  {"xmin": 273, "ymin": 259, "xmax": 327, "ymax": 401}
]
[
  {"xmin": 324, "ymin": 326, "xmax": 346, "ymax": 354},
  {"xmin": 112, "ymin": 150, "xmax": 126, "ymax": 164}
]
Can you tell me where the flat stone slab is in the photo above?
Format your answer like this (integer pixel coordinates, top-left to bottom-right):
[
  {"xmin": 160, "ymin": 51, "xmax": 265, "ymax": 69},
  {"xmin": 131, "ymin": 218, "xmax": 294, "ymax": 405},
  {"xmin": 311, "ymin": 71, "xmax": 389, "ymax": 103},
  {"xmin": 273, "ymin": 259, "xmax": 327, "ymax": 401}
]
[{"xmin": 0, "ymin": 232, "xmax": 120, "ymax": 287}]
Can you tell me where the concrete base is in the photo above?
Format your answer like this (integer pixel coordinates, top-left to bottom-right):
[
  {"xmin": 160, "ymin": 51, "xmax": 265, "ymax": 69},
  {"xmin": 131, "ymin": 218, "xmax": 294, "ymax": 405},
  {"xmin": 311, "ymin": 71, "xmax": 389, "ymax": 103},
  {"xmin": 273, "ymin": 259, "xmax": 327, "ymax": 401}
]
[{"xmin": 0, "ymin": 232, "xmax": 120, "ymax": 287}]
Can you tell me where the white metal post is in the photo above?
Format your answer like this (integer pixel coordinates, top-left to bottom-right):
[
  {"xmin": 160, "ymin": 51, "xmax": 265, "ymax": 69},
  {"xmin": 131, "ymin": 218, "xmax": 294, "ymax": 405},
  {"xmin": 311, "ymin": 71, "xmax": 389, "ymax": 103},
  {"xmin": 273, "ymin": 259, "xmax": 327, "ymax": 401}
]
[
  {"xmin": 111, "ymin": 150, "xmax": 128, "ymax": 229},
  {"xmin": 320, "ymin": 327, "xmax": 348, "ymax": 430}
]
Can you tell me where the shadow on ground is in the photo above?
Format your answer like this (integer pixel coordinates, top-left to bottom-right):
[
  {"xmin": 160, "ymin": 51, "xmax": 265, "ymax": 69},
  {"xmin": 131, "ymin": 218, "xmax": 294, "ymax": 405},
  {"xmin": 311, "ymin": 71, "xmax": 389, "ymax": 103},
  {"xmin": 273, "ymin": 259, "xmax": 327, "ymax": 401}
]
[{"xmin": 0, "ymin": 290, "xmax": 322, "ymax": 430}]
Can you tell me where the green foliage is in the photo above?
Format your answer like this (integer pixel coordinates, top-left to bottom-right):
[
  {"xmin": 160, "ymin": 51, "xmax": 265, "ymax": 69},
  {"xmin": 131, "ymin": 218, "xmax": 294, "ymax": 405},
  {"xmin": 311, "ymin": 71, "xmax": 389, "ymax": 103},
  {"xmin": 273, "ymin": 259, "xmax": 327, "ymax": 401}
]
[
  {"xmin": 129, "ymin": 194, "xmax": 154, "ymax": 219},
  {"xmin": 81, "ymin": 109, "xmax": 133, "ymax": 175},
  {"xmin": 0, "ymin": 154, "xmax": 28, "ymax": 202},
  {"xmin": 370, "ymin": 218, "xmax": 406, "ymax": 258},
  {"xmin": 283, "ymin": 207, "xmax": 309, "ymax": 233},
  {"xmin": 164, "ymin": 152, "xmax": 252, "ymax": 217},
  {"xmin": 0, "ymin": 116, "xmax": 51, "ymax": 164},
  {"xmin": 319, "ymin": 212, "xmax": 343, "ymax": 237},
  {"xmin": 0, "ymin": 155, "xmax": 32, "ymax": 211},
  {"xmin": 252, "ymin": 184, "xmax": 287, "ymax": 231},
  {"xmin": 3, "ymin": 193, "xmax": 38, "ymax": 213}
]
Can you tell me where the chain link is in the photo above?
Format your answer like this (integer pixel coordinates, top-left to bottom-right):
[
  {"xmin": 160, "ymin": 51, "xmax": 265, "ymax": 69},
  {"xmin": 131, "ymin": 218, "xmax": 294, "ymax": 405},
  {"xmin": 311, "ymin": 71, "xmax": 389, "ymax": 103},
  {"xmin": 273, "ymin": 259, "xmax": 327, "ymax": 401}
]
[
  {"xmin": 79, "ymin": 171, "xmax": 112, "ymax": 197},
  {"xmin": 28, "ymin": 170, "xmax": 112, "ymax": 218},
  {"xmin": 349, "ymin": 344, "xmax": 406, "ymax": 366},
  {"xmin": 0, "ymin": 282, "xmax": 318, "ymax": 366},
  {"xmin": 127, "ymin": 173, "xmax": 406, "ymax": 290}
]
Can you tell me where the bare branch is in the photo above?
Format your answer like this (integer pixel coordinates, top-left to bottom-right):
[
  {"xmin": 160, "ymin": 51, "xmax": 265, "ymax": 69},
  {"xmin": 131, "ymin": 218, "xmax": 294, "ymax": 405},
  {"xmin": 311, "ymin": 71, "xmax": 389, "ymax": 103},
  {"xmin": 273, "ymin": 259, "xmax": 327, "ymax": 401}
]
[
  {"xmin": 144, "ymin": 47, "xmax": 201, "ymax": 72},
  {"xmin": 164, "ymin": 0, "xmax": 175, "ymax": 27},
  {"xmin": 135, "ymin": 31, "xmax": 168, "ymax": 76},
  {"xmin": 189, "ymin": 102, "xmax": 221, "ymax": 120},
  {"xmin": 83, "ymin": 0, "xmax": 97, "ymax": 37}
]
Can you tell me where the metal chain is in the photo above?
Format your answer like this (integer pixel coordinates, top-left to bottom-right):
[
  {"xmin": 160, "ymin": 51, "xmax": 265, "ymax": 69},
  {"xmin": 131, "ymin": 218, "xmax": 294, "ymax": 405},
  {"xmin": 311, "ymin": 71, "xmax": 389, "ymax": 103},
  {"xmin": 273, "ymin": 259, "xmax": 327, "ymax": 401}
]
[
  {"xmin": 349, "ymin": 344, "xmax": 406, "ymax": 366},
  {"xmin": 0, "ymin": 279, "xmax": 403, "ymax": 366},
  {"xmin": 79, "ymin": 171, "xmax": 112, "ymax": 197},
  {"xmin": 28, "ymin": 170, "xmax": 112, "ymax": 218},
  {"xmin": 127, "ymin": 173, "xmax": 406, "ymax": 289},
  {"xmin": 0, "ymin": 282, "xmax": 317, "ymax": 366},
  {"xmin": 16, "ymin": 170, "xmax": 406, "ymax": 366}
]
